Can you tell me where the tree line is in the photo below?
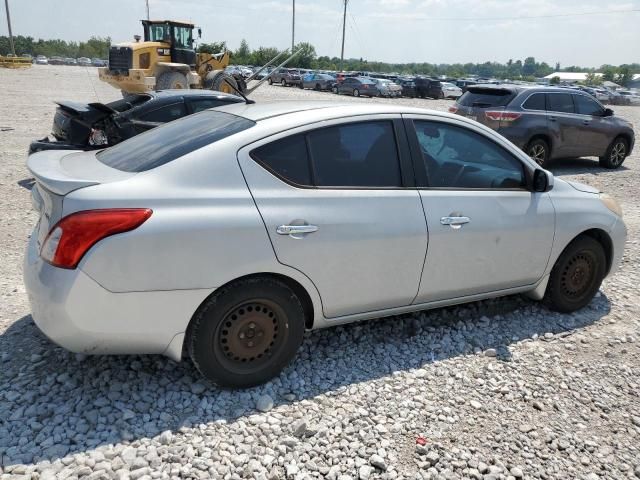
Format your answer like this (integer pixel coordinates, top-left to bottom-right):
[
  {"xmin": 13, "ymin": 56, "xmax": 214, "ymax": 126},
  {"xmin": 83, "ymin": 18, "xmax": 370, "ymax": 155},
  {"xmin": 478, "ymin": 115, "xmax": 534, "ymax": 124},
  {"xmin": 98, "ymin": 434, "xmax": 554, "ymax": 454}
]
[
  {"xmin": 3, "ymin": 34, "xmax": 638, "ymax": 85},
  {"xmin": 0, "ymin": 35, "xmax": 110, "ymax": 59}
]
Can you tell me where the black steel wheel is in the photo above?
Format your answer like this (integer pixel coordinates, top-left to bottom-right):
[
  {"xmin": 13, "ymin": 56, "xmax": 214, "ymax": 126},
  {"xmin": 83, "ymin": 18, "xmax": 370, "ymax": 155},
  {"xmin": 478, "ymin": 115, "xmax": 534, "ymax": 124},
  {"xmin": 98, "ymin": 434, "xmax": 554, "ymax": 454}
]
[
  {"xmin": 526, "ymin": 138, "xmax": 550, "ymax": 167},
  {"xmin": 599, "ymin": 137, "xmax": 628, "ymax": 169},
  {"xmin": 543, "ymin": 236, "xmax": 606, "ymax": 313},
  {"xmin": 188, "ymin": 277, "xmax": 305, "ymax": 388}
]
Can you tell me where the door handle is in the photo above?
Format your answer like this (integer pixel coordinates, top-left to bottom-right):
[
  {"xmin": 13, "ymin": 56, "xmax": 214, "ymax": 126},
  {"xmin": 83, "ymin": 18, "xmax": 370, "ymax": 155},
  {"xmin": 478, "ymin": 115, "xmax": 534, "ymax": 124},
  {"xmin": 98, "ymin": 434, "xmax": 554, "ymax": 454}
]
[
  {"xmin": 548, "ymin": 116, "xmax": 557, "ymax": 122},
  {"xmin": 583, "ymin": 120, "xmax": 590, "ymax": 125},
  {"xmin": 441, "ymin": 216, "xmax": 470, "ymax": 229},
  {"xmin": 276, "ymin": 224, "xmax": 318, "ymax": 235}
]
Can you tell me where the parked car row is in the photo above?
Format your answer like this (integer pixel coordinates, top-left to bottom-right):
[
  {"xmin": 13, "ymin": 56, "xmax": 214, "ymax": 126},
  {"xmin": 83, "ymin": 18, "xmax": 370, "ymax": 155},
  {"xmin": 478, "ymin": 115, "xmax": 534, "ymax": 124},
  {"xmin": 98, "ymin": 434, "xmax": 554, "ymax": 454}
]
[{"xmin": 32, "ymin": 55, "xmax": 107, "ymax": 66}]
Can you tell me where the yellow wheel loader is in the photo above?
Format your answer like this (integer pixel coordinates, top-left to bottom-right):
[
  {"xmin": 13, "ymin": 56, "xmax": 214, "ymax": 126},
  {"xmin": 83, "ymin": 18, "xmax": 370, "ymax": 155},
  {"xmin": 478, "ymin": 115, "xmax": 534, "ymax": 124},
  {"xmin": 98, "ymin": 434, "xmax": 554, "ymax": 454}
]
[{"xmin": 98, "ymin": 20, "xmax": 246, "ymax": 96}]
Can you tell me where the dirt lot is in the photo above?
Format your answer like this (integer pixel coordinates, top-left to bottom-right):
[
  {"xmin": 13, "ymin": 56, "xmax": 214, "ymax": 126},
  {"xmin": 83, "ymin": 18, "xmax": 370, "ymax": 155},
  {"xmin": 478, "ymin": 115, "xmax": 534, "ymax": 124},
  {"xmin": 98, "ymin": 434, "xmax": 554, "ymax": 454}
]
[{"xmin": 0, "ymin": 65, "xmax": 639, "ymax": 480}]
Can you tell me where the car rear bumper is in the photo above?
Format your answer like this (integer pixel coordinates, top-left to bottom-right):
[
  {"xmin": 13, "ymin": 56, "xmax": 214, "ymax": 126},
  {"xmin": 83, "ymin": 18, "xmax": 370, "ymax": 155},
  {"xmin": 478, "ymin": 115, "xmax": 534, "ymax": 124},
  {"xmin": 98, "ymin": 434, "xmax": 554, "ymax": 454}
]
[{"xmin": 23, "ymin": 230, "xmax": 213, "ymax": 361}]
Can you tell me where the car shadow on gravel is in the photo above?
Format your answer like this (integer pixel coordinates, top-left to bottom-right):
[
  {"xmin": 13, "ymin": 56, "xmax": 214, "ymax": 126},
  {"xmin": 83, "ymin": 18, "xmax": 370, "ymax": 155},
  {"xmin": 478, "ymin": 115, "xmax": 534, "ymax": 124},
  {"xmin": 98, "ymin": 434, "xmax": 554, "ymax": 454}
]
[
  {"xmin": 549, "ymin": 157, "xmax": 630, "ymax": 176},
  {"xmin": 0, "ymin": 293, "xmax": 611, "ymax": 466}
]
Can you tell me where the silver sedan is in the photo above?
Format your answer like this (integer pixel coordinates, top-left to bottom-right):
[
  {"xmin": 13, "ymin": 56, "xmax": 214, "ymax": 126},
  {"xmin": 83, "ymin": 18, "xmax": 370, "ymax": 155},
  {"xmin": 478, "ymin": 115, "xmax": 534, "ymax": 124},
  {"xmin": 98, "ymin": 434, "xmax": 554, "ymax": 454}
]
[{"xmin": 25, "ymin": 102, "xmax": 626, "ymax": 387}]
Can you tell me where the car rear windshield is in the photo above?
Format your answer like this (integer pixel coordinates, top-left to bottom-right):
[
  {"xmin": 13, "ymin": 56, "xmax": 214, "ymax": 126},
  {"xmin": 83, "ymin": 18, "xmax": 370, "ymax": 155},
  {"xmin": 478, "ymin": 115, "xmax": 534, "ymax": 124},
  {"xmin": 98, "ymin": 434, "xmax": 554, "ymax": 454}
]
[
  {"xmin": 96, "ymin": 110, "xmax": 255, "ymax": 172},
  {"xmin": 458, "ymin": 88, "xmax": 516, "ymax": 107}
]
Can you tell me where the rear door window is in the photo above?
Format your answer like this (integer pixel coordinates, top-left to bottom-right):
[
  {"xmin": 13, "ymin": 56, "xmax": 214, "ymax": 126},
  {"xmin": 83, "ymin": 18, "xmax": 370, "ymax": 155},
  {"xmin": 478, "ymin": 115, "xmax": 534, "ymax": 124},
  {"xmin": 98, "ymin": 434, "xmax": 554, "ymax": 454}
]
[
  {"xmin": 307, "ymin": 121, "xmax": 401, "ymax": 187},
  {"xmin": 458, "ymin": 88, "xmax": 516, "ymax": 107},
  {"xmin": 97, "ymin": 110, "xmax": 255, "ymax": 172},
  {"xmin": 546, "ymin": 93, "xmax": 574, "ymax": 113},
  {"xmin": 573, "ymin": 94, "xmax": 603, "ymax": 116},
  {"xmin": 251, "ymin": 134, "xmax": 311, "ymax": 186},
  {"xmin": 137, "ymin": 102, "xmax": 187, "ymax": 122},
  {"xmin": 522, "ymin": 93, "xmax": 546, "ymax": 111}
]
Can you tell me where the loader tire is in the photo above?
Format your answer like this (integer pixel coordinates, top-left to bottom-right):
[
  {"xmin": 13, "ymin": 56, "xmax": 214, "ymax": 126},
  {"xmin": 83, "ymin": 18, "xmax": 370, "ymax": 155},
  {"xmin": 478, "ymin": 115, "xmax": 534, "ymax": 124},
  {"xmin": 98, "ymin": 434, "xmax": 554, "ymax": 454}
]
[
  {"xmin": 156, "ymin": 71, "xmax": 188, "ymax": 90},
  {"xmin": 205, "ymin": 71, "xmax": 240, "ymax": 96}
]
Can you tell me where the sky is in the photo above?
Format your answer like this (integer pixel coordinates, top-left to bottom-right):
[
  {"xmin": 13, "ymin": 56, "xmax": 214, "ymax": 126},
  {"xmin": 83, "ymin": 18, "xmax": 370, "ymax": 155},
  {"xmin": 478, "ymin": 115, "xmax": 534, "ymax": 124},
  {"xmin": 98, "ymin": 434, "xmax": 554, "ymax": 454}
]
[{"xmin": 2, "ymin": 0, "xmax": 639, "ymax": 67}]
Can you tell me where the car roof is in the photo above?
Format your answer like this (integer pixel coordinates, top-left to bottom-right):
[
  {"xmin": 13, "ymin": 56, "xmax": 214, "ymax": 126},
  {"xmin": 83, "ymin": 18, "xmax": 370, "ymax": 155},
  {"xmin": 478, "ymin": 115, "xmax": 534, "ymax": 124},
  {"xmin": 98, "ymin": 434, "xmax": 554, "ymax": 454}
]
[
  {"xmin": 214, "ymin": 101, "xmax": 446, "ymax": 122},
  {"xmin": 151, "ymin": 89, "xmax": 240, "ymax": 99}
]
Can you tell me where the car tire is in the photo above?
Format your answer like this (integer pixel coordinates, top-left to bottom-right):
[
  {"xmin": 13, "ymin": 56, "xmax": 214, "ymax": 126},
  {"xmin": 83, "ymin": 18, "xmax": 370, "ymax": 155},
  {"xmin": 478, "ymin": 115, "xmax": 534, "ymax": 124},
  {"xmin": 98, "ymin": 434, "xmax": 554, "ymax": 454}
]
[
  {"xmin": 188, "ymin": 277, "xmax": 306, "ymax": 388},
  {"xmin": 526, "ymin": 138, "xmax": 550, "ymax": 167},
  {"xmin": 599, "ymin": 137, "xmax": 628, "ymax": 169},
  {"xmin": 156, "ymin": 71, "xmax": 188, "ymax": 90},
  {"xmin": 314, "ymin": 83, "xmax": 321, "ymax": 91},
  {"xmin": 268, "ymin": 77, "xmax": 273, "ymax": 85},
  {"xmin": 282, "ymin": 79, "xmax": 288, "ymax": 87},
  {"xmin": 438, "ymin": 91, "xmax": 444, "ymax": 99},
  {"xmin": 543, "ymin": 236, "xmax": 606, "ymax": 313},
  {"xmin": 332, "ymin": 86, "xmax": 339, "ymax": 94},
  {"xmin": 353, "ymin": 88, "xmax": 360, "ymax": 97}
]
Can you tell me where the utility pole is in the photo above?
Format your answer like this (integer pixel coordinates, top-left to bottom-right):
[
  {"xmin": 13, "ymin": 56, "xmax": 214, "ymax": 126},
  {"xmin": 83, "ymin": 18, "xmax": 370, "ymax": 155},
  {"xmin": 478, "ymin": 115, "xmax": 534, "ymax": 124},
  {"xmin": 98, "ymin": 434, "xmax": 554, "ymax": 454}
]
[
  {"xmin": 340, "ymin": 0, "xmax": 348, "ymax": 72},
  {"xmin": 145, "ymin": 0, "xmax": 150, "ymax": 20},
  {"xmin": 4, "ymin": 0, "xmax": 15, "ymax": 56},
  {"xmin": 291, "ymin": 0, "xmax": 295, "ymax": 53}
]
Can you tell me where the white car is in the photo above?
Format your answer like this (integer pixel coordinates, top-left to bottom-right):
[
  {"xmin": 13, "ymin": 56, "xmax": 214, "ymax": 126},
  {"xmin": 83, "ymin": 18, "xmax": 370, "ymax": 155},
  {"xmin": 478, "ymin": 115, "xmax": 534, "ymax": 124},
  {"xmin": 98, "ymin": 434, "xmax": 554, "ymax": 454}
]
[
  {"xmin": 24, "ymin": 102, "xmax": 626, "ymax": 387},
  {"xmin": 618, "ymin": 90, "xmax": 640, "ymax": 106},
  {"xmin": 442, "ymin": 82, "xmax": 463, "ymax": 99}
]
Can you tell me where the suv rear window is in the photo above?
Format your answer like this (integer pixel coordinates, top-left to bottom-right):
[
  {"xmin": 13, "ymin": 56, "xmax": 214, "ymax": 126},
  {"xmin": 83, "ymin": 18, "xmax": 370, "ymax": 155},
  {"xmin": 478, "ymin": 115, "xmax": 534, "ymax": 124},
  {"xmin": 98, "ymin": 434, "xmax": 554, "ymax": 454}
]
[
  {"xmin": 458, "ymin": 88, "xmax": 516, "ymax": 107},
  {"xmin": 97, "ymin": 110, "xmax": 254, "ymax": 172}
]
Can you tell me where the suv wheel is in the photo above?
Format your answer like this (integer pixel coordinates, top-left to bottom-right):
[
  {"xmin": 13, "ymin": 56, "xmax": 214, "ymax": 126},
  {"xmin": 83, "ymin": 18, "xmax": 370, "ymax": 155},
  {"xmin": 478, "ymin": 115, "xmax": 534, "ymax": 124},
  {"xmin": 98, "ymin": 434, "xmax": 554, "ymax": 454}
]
[
  {"xmin": 599, "ymin": 137, "xmax": 628, "ymax": 169},
  {"xmin": 526, "ymin": 138, "xmax": 550, "ymax": 167},
  {"xmin": 543, "ymin": 236, "xmax": 606, "ymax": 313},
  {"xmin": 268, "ymin": 77, "xmax": 273, "ymax": 85},
  {"xmin": 282, "ymin": 79, "xmax": 288, "ymax": 87},
  {"xmin": 188, "ymin": 277, "xmax": 305, "ymax": 388},
  {"xmin": 353, "ymin": 88, "xmax": 360, "ymax": 97}
]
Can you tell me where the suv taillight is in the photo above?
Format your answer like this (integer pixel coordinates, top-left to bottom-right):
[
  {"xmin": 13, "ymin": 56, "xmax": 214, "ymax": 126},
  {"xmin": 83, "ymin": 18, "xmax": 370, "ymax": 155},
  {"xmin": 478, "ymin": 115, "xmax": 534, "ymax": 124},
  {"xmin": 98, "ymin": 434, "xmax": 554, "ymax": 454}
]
[
  {"xmin": 41, "ymin": 209, "xmax": 152, "ymax": 269},
  {"xmin": 448, "ymin": 105, "xmax": 458, "ymax": 113},
  {"xmin": 485, "ymin": 110, "xmax": 522, "ymax": 122}
]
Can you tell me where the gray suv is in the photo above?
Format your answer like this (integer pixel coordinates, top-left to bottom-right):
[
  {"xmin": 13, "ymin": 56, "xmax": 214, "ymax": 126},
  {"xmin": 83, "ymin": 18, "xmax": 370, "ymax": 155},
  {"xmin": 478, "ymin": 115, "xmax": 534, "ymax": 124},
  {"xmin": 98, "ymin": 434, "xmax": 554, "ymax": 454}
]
[{"xmin": 451, "ymin": 85, "xmax": 635, "ymax": 168}]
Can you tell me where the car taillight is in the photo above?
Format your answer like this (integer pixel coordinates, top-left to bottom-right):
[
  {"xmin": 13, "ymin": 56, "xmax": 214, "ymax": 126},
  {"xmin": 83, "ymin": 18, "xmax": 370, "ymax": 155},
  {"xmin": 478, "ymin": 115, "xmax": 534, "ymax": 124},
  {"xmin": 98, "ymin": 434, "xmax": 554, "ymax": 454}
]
[
  {"xmin": 484, "ymin": 110, "xmax": 522, "ymax": 122},
  {"xmin": 41, "ymin": 209, "xmax": 152, "ymax": 269},
  {"xmin": 363, "ymin": 84, "xmax": 369, "ymax": 89},
  {"xmin": 448, "ymin": 105, "xmax": 458, "ymax": 113}
]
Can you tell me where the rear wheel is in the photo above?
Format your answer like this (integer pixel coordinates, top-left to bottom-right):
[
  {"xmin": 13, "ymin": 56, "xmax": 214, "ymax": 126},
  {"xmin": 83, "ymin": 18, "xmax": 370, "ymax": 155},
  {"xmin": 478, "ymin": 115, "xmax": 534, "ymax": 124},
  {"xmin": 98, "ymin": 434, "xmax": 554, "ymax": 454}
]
[
  {"xmin": 599, "ymin": 137, "xmax": 628, "ymax": 169},
  {"xmin": 268, "ymin": 77, "xmax": 273, "ymax": 85},
  {"xmin": 156, "ymin": 71, "xmax": 188, "ymax": 90},
  {"xmin": 314, "ymin": 83, "xmax": 321, "ymax": 91},
  {"xmin": 353, "ymin": 88, "xmax": 360, "ymax": 97},
  {"xmin": 332, "ymin": 86, "xmax": 339, "ymax": 94},
  {"xmin": 282, "ymin": 79, "xmax": 288, "ymax": 87},
  {"xmin": 543, "ymin": 236, "xmax": 606, "ymax": 313},
  {"xmin": 188, "ymin": 277, "xmax": 305, "ymax": 388},
  {"xmin": 526, "ymin": 138, "xmax": 550, "ymax": 167}
]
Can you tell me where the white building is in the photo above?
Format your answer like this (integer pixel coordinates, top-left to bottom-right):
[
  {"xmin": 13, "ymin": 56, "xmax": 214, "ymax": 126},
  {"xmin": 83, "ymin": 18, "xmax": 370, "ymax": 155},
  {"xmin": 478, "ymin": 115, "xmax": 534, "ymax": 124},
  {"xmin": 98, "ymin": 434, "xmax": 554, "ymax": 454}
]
[{"xmin": 543, "ymin": 72, "xmax": 602, "ymax": 82}]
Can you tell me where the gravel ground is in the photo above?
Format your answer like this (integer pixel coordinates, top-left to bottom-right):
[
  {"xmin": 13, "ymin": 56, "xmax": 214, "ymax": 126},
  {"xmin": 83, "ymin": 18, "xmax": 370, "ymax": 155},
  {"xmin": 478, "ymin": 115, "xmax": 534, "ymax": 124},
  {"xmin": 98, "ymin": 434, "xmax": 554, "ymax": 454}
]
[{"xmin": 1, "ymin": 65, "xmax": 639, "ymax": 480}]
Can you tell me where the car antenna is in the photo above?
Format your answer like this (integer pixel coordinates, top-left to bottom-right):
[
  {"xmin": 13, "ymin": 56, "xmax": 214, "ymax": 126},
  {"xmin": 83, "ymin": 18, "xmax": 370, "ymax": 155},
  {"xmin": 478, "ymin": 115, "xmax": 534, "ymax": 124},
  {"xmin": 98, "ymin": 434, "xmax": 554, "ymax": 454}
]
[{"xmin": 223, "ymin": 78, "xmax": 255, "ymax": 104}]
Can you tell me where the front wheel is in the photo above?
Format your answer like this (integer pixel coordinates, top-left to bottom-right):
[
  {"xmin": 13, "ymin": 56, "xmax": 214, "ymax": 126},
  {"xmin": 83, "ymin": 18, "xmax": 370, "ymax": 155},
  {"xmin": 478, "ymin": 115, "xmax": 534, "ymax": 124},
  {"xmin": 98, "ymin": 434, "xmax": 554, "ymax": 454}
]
[
  {"xmin": 188, "ymin": 278, "xmax": 305, "ymax": 388},
  {"xmin": 282, "ymin": 79, "xmax": 288, "ymax": 87},
  {"xmin": 156, "ymin": 71, "xmax": 188, "ymax": 90},
  {"xmin": 332, "ymin": 86, "xmax": 338, "ymax": 94},
  {"xmin": 353, "ymin": 88, "xmax": 360, "ymax": 97},
  {"xmin": 543, "ymin": 236, "xmax": 606, "ymax": 313},
  {"xmin": 599, "ymin": 137, "xmax": 628, "ymax": 169},
  {"xmin": 526, "ymin": 138, "xmax": 550, "ymax": 167}
]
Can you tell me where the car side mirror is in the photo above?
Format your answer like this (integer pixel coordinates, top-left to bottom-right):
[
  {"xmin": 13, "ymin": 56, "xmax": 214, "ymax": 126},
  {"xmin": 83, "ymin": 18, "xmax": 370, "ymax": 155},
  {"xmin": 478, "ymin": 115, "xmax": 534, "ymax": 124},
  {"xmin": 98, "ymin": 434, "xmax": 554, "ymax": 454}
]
[
  {"xmin": 533, "ymin": 169, "xmax": 554, "ymax": 193},
  {"xmin": 602, "ymin": 108, "xmax": 614, "ymax": 117}
]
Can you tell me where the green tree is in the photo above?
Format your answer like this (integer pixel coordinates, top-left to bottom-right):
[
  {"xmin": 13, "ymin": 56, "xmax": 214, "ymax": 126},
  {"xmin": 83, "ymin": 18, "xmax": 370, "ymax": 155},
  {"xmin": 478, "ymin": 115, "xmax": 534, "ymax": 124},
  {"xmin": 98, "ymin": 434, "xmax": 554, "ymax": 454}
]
[
  {"xmin": 234, "ymin": 39, "xmax": 251, "ymax": 64},
  {"xmin": 290, "ymin": 42, "xmax": 316, "ymax": 69},
  {"xmin": 584, "ymin": 72, "xmax": 602, "ymax": 86},
  {"xmin": 616, "ymin": 65, "xmax": 633, "ymax": 86},
  {"xmin": 522, "ymin": 56, "xmax": 536, "ymax": 76},
  {"xmin": 198, "ymin": 41, "xmax": 227, "ymax": 54},
  {"xmin": 601, "ymin": 66, "xmax": 617, "ymax": 82},
  {"xmin": 549, "ymin": 76, "xmax": 561, "ymax": 85}
]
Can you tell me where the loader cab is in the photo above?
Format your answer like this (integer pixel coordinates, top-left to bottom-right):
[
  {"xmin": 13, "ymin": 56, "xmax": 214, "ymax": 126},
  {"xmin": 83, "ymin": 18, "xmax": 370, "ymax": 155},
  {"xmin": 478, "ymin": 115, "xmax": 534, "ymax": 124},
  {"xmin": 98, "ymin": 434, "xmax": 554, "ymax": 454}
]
[{"xmin": 142, "ymin": 20, "xmax": 197, "ymax": 68}]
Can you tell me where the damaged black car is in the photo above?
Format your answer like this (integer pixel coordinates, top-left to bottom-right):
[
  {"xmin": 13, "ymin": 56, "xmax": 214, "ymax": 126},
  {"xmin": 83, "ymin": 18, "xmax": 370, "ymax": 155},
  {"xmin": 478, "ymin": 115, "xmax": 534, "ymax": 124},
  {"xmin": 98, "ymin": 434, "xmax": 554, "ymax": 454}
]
[{"xmin": 29, "ymin": 90, "xmax": 244, "ymax": 154}]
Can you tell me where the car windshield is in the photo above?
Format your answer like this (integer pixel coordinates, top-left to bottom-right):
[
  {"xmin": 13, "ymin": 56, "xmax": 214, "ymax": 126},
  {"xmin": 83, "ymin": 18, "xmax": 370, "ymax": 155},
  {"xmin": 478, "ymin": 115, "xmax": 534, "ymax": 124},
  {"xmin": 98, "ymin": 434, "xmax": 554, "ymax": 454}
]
[
  {"xmin": 147, "ymin": 23, "xmax": 171, "ymax": 42},
  {"xmin": 96, "ymin": 110, "xmax": 255, "ymax": 172}
]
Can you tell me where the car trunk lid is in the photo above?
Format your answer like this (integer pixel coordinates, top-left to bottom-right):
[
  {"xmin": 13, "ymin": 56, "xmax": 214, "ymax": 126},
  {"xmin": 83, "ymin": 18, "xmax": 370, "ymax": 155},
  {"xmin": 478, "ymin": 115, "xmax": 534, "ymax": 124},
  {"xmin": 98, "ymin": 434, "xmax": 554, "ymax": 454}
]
[{"xmin": 28, "ymin": 149, "xmax": 136, "ymax": 250}]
